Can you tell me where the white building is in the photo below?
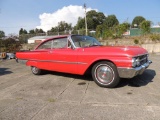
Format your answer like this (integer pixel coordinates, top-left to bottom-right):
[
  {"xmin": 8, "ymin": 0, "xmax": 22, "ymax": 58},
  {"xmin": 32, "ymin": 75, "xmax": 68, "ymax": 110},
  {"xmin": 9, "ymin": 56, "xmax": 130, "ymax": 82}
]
[
  {"xmin": 152, "ymin": 25, "xmax": 160, "ymax": 28},
  {"xmin": 28, "ymin": 36, "xmax": 55, "ymax": 44}
]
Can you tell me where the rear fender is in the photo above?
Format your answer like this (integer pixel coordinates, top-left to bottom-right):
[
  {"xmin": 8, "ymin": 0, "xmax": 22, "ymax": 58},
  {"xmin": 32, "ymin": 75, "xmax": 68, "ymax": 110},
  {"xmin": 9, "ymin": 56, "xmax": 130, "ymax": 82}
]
[{"xmin": 26, "ymin": 60, "xmax": 38, "ymax": 67}]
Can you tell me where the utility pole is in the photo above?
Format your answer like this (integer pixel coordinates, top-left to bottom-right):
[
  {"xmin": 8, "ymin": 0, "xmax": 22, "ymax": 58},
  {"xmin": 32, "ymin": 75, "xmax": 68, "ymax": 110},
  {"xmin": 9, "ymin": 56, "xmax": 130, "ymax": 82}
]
[{"xmin": 84, "ymin": 3, "xmax": 88, "ymax": 35}]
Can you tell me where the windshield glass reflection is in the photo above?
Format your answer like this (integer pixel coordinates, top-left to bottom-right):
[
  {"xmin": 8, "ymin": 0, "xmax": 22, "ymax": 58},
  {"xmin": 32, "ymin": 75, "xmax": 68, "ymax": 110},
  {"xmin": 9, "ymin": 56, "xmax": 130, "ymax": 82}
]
[{"xmin": 71, "ymin": 35, "xmax": 102, "ymax": 47}]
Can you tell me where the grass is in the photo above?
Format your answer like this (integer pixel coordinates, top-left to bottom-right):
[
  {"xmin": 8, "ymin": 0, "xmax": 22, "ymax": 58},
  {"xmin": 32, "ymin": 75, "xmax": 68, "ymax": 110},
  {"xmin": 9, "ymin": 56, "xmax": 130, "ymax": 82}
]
[
  {"xmin": 16, "ymin": 97, "xmax": 23, "ymax": 100},
  {"xmin": 47, "ymin": 98, "xmax": 56, "ymax": 103}
]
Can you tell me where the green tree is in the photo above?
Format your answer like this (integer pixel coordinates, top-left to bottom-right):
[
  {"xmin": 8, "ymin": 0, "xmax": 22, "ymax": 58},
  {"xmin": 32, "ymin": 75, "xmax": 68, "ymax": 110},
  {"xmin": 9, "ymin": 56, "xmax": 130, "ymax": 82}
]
[
  {"xmin": 96, "ymin": 15, "xmax": 119, "ymax": 39},
  {"xmin": 19, "ymin": 28, "xmax": 28, "ymax": 35},
  {"xmin": 116, "ymin": 23, "xmax": 131, "ymax": 37},
  {"xmin": 0, "ymin": 30, "xmax": 5, "ymax": 38},
  {"xmin": 0, "ymin": 30, "xmax": 5, "ymax": 52},
  {"xmin": 19, "ymin": 28, "xmax": 28, "ymax": 43},
  {"xmin": 96, "ymin": 24, "xmax": 114, "ymax": 39},
  {"xmin": 96, "ymin": 25, "xmax": 103, "ymax": 38},
  {"xmin": 140, "ymin": 20, "xmax": 151, "ymax": 35},
  {"xmin": 103, "ymin": 15, "xmax": 119, "ymax": 28},
  {"xmin": 48, "ymin": 21, "xmax": 72, "ymax": 34},
  {"xmin": 28, "ymin": 28, "xmax": 45, "ymax": 34},
  {"xmin": 76, "ymin": 10, "xmax": 106, "ymax": 30},
  {"xmin": 29, "ymin": 29, "xmax": 35, "ymax": 34},
  {"xmin": 58, "ymin": 21, "xmax": 72, "ymax": 32},
  {"xmin": 76, "ymin": 17, "xmax": 85, "ymax": 29},
  {"xmin": 35, "ymin": 28, "xmax": 44, "ymax": 33},
  {"xmin": 86, "ymin": 10, "xmax": 106, "ymax": 29},
  {"xmin": 132, "ymin": 16, "xmax": 146, "ymax": 28}
]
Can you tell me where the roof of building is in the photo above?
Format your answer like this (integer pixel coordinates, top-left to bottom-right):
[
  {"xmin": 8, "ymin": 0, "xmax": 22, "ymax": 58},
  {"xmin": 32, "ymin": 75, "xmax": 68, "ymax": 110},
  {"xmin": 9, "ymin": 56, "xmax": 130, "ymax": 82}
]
[{"xmin": 28, "ymin": 36, "xmax": 56, "ymax": 40}]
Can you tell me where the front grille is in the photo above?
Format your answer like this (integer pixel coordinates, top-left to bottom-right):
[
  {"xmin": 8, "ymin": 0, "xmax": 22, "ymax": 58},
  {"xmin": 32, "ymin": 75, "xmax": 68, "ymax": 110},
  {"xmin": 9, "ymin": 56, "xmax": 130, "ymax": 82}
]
[{"xmin": 137, "ymin": 54, "xmax": 148, "ymax": 66}]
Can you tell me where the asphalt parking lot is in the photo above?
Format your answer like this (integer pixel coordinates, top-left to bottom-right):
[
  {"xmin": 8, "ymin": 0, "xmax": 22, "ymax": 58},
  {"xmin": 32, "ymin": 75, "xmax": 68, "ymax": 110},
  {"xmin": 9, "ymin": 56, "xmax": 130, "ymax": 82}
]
[{"xmin": 0, "ymin": 53, "xmax": 160, "ymax": 120}]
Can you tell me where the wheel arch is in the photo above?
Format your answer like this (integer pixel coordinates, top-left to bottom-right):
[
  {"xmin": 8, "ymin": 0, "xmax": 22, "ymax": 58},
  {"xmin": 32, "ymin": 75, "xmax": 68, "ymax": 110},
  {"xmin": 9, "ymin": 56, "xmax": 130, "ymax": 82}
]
[
  {"xmin": 84, "ymin": 59, "xmax": 116, "ymax": 75},
  {"xmin": 26, "ymin": 60, "xmax": 38, "ymax": 67}
]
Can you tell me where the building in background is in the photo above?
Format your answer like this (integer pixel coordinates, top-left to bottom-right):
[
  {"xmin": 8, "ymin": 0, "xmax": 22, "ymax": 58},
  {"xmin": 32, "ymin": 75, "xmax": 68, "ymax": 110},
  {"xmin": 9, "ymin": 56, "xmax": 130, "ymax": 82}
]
[
  {"xmin": 130, "ymin": 26, "xmax": 160, "ymax": 36},
  {"xmin": 28, "ymin": 36, "xmax": 55, "ymax": 44}
]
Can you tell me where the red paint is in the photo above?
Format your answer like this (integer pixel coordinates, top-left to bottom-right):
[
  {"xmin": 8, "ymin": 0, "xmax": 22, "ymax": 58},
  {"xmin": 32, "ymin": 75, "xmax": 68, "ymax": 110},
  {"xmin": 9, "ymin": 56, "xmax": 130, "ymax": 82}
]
[{"xmin": 16, "ymin": 35, "xmax": 148, "ymax": 75}]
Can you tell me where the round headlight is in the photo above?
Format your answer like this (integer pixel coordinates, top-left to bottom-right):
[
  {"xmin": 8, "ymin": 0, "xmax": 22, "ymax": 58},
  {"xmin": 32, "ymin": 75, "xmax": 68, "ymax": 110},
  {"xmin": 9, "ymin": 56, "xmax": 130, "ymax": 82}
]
[
  {"xmin": 136, "ymin": 58, "xmax": 140, "ymax": 66},
  {"xmin": 132, "ymin": 58, "xmax": 137, "ymax": 67}
]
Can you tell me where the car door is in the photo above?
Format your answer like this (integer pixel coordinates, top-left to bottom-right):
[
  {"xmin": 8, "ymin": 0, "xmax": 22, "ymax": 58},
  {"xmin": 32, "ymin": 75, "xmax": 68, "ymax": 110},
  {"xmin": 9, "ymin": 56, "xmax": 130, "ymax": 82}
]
[
  {"xmin": 49, "ymin": 38, "xmax": 77, "ymax": 73},
  {"xmin": 46, "ymin": 37, "xmax": 78, "ymax": 74}
]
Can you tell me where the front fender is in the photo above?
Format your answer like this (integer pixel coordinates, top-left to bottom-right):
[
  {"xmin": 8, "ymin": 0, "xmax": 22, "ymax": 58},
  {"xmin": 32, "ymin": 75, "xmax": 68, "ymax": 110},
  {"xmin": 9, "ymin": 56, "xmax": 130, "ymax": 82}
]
[{"xmin": 89, "ymin": 56, "xmax": 132, "ymax": 68}]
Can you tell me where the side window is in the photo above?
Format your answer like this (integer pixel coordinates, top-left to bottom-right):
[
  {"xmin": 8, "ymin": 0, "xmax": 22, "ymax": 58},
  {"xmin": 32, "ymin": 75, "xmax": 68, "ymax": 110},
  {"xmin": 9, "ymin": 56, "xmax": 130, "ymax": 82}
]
[
  {"xmin": 37, "ymin": 37, "xmax": 68, "ymax": 50},
  {"xmin": 37, "ymin": 40, "xmax": 52, "ymax": 49},
  {"xmin": 71, "ymin": 35, "xmax": 83, "ymax": 47},
  {"xmin": 52, "ymin": 38, "xmax": 67, "ymax": 49}
]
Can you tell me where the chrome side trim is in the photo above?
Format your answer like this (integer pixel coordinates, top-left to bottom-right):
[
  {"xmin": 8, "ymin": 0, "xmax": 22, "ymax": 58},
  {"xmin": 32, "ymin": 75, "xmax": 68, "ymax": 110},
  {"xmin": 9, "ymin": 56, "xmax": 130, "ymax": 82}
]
[
  {"xmin": 17, "ymin": 58, "xmax": 87, "ymax": 65},
  {"xmin": 117, "ymin": 60, "xmax": 152, "ymax": 78}
]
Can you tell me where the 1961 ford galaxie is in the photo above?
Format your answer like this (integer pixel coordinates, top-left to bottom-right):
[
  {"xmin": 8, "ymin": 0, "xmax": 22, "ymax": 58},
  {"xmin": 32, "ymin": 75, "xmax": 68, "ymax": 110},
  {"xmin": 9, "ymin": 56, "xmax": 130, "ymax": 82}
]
[{"xmin": 16, "ymin": 35, "xmax": 152, "ymax": 88}]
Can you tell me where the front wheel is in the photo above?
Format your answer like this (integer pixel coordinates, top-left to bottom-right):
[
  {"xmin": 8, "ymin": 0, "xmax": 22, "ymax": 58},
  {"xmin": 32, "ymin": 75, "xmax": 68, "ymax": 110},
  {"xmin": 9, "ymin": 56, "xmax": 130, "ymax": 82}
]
[
  {"xmin": 92, "ymin": 61, "xmax": 120, "ymax": 88},
  {"xmin": 31, "ymin": 66, "xmax": 42, "ymax": 75}
]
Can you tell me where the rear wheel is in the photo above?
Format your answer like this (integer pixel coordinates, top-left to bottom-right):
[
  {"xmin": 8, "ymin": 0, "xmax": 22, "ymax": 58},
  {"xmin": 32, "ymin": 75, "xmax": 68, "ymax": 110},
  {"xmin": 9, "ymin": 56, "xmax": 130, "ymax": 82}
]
[
  {"xmin": 31, "ymin": 66, "xmax": 42, "ymax": 75},
  {"xmin": 92, "ymin": 61, "xmax": 120, "ymax": 88}
]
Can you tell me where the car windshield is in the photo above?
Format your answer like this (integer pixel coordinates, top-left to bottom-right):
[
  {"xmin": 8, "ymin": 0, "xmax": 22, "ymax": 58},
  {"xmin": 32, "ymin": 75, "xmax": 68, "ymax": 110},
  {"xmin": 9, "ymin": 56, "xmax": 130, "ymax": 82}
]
[{"xmin": 71, "ymin": 35, "xmax": 102, "ymax": 48}]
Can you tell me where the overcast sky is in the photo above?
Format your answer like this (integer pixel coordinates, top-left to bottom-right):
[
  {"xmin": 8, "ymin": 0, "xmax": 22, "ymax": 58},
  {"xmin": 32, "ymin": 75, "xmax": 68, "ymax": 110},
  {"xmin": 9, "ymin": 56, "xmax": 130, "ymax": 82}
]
[{"xmin": 0, "ymin": 0, "xmax": 160, "ymax": 35}]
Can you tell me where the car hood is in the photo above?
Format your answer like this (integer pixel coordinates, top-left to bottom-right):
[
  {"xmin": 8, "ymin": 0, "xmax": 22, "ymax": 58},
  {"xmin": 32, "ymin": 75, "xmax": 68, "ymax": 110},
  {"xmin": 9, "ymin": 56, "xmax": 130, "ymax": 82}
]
[{"xmin": 80, "ymin": 45, "xmax": 148, "ymax": 57}]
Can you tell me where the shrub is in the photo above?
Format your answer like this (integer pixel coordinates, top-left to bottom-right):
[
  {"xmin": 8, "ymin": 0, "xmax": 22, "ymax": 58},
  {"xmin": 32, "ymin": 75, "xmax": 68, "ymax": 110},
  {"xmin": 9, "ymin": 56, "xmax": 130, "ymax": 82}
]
[
  {"xmin": 150, "ymin": 34, "xmax": 160, "ymax": 41},
  {"xmin": 134, "ymin": 39, "xmax": 139, "ymax": 44},
  {"xmin": 1, "ymin": 38, "xmax": 22, "ymax": 52}
]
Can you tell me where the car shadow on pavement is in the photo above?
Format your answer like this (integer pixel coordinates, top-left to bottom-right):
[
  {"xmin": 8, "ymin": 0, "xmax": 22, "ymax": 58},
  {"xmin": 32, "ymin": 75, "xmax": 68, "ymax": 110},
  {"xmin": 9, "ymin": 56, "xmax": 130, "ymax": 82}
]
[
  {"xmin": 41, "ymin": 69, "xmax": 156, "ymax": 88},
  {"xmin": 42, "ymin": 70, "xmax": 93, "ymax": 81},
  {"xmin": 117, "ymin": 69, "xmax": 156, "ymax": 88},
  {"xmin": 0, "ymin": 68, "xmax": 13, "ymax": 76}
]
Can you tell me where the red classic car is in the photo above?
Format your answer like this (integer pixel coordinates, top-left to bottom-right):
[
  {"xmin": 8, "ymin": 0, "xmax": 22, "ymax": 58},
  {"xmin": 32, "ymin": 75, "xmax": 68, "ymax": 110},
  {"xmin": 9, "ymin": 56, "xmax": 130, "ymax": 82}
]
[{"xmin": 16, "ymin": 35, "xmax": 152, "ymax": 88}]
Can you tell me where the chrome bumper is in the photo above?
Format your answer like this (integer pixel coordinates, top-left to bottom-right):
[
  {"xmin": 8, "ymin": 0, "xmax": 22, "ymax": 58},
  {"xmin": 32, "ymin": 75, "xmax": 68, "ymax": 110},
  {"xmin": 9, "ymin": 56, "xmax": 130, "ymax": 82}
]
[{"xmin": 117, "ymin": 60, "xmax": 152, "ymax": 78}]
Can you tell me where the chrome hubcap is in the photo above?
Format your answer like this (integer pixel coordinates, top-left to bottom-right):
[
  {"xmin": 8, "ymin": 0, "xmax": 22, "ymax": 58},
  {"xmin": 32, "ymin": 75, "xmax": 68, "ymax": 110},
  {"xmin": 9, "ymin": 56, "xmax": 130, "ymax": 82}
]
[
  {"xmin": 32, "ymin": 67, "xmax": 38, "ymax": 74},
  {"xmin": 95, "ymin": 64, "xmax": 114, "ymax": 84}
]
